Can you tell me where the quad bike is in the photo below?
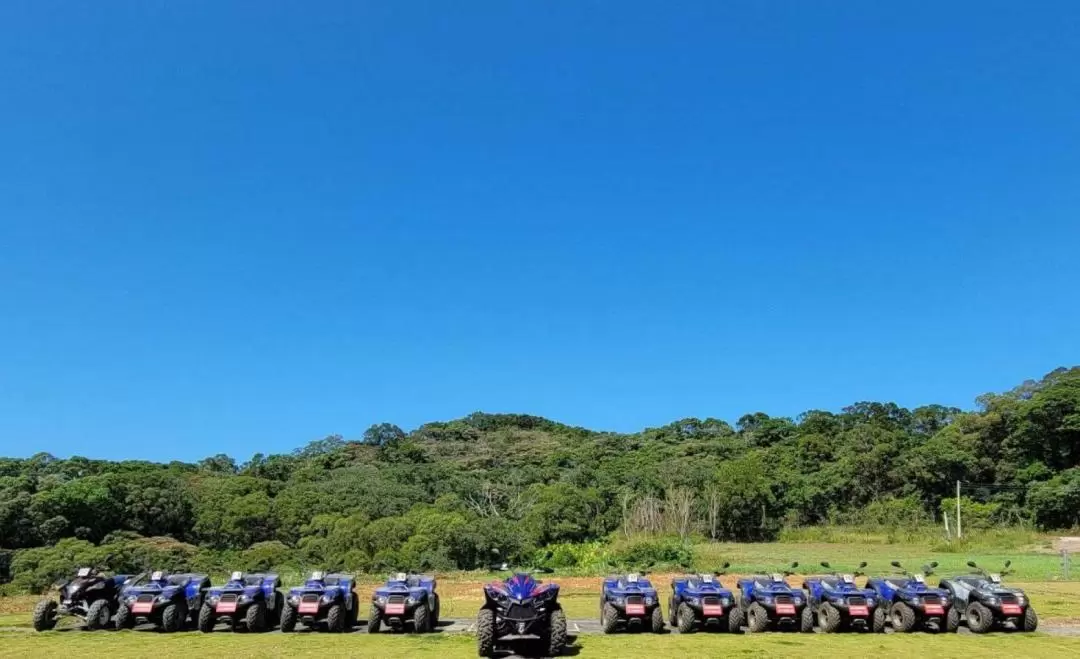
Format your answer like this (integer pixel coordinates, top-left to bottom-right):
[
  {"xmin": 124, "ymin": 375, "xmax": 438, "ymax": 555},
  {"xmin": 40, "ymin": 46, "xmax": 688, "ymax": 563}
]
[
  {"xmin": 198, "ymin": 571, "xmax": 283, "ymax": 633},
  {"xmin": 476, "ymin": 564, "xmax": 566, "ymax": 657},
  {"xmin": 32, "ymin": 566, "xmax": 132, "ymax": 631},
  {"xmin": 669, "ymin": 562, "xmax": 743, "ymax": 633},
  {"xmin": 116, "ymin": 571, "xmax": 211, "ymax": 632},
  {"xmin": 802, "ymin": 561, "xmax": 884, "ymax": 633},
  {"xmin": 866, "ymin": 561, "xmax": 957, "ymax": 633},
  {"xmin": 280, "ymin": 571, "xmax": 359, "ymax": 633},
  {"xmin": 368, "ymin": 571, "xmax": 440, "ymax": 633},
  {"xmin": 939, "ymin": 560, "xmax": 1037, "ymax": 633},
  {"xmin": 737, "ymin": 562, "xmax": 813, "ymax": 633}
]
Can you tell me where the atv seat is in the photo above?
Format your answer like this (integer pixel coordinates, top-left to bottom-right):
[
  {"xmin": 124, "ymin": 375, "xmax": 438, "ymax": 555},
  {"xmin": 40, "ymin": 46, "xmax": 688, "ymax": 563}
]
[
  {"xmin": 323, "ymin": 576, "xmax": 342, "ymax": 586},
  {"xmin": 166, "ymin": 576, "xmax": 190, "ymax": 586},
  {"xmin": 243, "ymin": 576, "xmax": 264, "ymax": 586}
]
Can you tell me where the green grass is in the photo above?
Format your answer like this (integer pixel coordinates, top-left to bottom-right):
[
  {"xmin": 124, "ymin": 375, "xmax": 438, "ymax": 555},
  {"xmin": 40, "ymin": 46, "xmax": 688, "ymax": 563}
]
[{"xmin": 3, "ymin": 629, "xmax": 1079, "ymax": 659}]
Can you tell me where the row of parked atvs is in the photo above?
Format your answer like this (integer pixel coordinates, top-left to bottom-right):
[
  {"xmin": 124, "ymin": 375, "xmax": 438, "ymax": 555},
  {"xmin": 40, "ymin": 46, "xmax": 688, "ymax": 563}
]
[{"xmin": 33, "ymin": 559, "xmax": 1036, "ymax": 657}]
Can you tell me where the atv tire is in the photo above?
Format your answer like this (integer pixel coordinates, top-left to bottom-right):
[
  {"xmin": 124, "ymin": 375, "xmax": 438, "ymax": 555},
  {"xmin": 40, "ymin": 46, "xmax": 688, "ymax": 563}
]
[
  {"xmin": 727, "ymin": 604, "xmax": 744, "ymax": 634},
  {"xmin": 890, "ymin": 602, "xmax": 916, "ymax": 633},
  {"xmin": 871, "ymin": 606, "xmax": 887, "ymax": 633},
  {"xmin": 32, "ymin": 599, "xmax": 57, "ymax": 632},
  {"xmin": 190, "ymin": 593, "xmax": 204, "ymax": 628},
  {"xmin": 965, "ymin": 601, "xmax": 993, "ymax": 634},
  {"xmin": 273, "ymin": 592, "xmax": 285, "ymax": 628},
  {"xmin": 547, "ymin": 607, "xmax": 568, "ymax": 656},
  {"xmin": 476, "ymin": 608, "xmax": 495, "ymax": 657},
  {"xmin": 945, "ymin": 606, "xmax": 960, "ymax": 633},
  {"xmin": 198, "ymin": 603, "xmax": 215, "ymax": 633},
  {"xmin": 246, "ymin": 601, "xmax": 267, "ymax": 633},
  {"xmin": 86, "ymin": 599, "xmax": 110, "ymax": 630},
  {"xmin": 676, "ymin": 603, "xmax": 695, "ymax": 634},
  {"xmin": 747, "ymin": 602, "xmax": 769, "ymax": 633},
  {"xmin": 601, "ymin": 602, "xmax": 619, "ymax": 634},
  {"xmin": 651, "ymin": 606, "xmax": 665, "ymax": 634},
  {"xmin": 114, "ymin": 604, "xmax": 134, "ymax": 630},
  {"xmin": 279, "ymin": 600, "xmax": 297, "ymax": 633},
  {"xmin": 413, "ymin": 602, "xmax": 430, "ymax": 633},
  {"xmin": 326, "ymin": 603, "xmax": 345, "ymax": 633},
  {"xmin": 367, "ymin": 605, "xmax": 382, "ymax": 633},
  {"xmin": 800, "ymin": 605, "xmax": 814, "ymax": 633},
  {"xmin": 161, "ymin": 602, "xmax": 185, "ymax": 633},
  {"xmin": 819, "ymin": 603, "xmax": 841, "ymax": 633},
  {"xmin": 1023, "ymin": 606, "xmax": 1038, "ymax": 632}
]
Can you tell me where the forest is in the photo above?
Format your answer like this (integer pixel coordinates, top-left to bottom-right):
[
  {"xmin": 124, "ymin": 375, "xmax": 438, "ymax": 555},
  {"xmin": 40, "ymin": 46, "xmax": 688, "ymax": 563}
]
[{"xmin": 2, "ymin": 367, "xmax": 1079, "ymax": 591}]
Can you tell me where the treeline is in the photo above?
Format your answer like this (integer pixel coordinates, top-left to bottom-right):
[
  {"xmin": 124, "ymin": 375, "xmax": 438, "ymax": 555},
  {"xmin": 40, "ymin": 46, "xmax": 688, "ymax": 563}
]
[{"xmin": 2, "ymin": 367, "xmax": 1079, "ymax": 583}]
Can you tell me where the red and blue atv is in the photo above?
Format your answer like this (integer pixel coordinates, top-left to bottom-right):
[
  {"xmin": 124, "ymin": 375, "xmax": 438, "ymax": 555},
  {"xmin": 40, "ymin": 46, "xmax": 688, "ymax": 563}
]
[
  {"xmin": 600, "ymin": 572, "xmax": 664, "ymax": 634},
  {"xmin": 280, "ymin": 571, "xmax": 359, "ymax": 633},
  {"xmin": 477, "ymin": 565, "xmax": 567, "ymax": 657},
  {"xmin": 32, "ymin": 566, "xmax": 133, "ymax": 631},
  {"xmin": 802, "ymin": 562, "xmax": 885, "ymax": 633},
  {"xmin": 866, "ymin": 561, "xmax": 957, "ymax": 633},
  {"xmin": 669, "ymin": 563, "xmax": 743, "ymax": 634},
  {"xmin": 116, "ymin": 571, "xmax": 211, "ymax": 632},
  {"xmin": 197, "ymin": 571, "xmax": 283, "ymax": 633},
  {"xmin": 939, "ymin": 560, "xmax": 1037, "ymax": 633},
  {"xmin": 367, "ymin": 571, "xmax": 440, "ymax": 633},
  {"xmin": 736, "ymin": 563, "xmax": 813, "ymax": 633}
]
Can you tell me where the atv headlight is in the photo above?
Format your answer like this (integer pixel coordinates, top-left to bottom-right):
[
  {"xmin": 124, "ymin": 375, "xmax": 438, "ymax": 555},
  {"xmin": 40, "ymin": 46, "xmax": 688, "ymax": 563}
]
[
  {"xmin": 406, "ymin": 596, "xmax": 418, "ymax": 606},
  {"xmin": 792, "ymin": 594, "xmax": 803, "ymax": 604},
  {"xmin": 322, "ymin": 594, "xmax": 335, "ymax": 603},
  {"xmin": 687, "ymin": 597, "xmax": 700, "ymax": 606},
  {"xmin": 156, "ymin": 595, "xmax": 169, "ymax": 603},
  {"xmin": 1016, "ymin": 596, "xmax": 1026, "ymax": 605},
  {"xmin": 721, "ymin": 597, "xmax": 731, "ymax": 606},
  {"xmin": 375, "ymin": 596, "xmax": 387, "ymax": 605},
  {"xmin": 644, "ymin": 597, "xmax": 655, "ymax": 606}
]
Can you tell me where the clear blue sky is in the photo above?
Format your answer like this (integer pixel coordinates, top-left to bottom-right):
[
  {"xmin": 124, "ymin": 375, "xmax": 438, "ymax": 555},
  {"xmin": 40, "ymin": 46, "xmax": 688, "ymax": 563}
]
[{"xmin": 1, "ymin": 2, "xmax": 1077, "ymax": 462}]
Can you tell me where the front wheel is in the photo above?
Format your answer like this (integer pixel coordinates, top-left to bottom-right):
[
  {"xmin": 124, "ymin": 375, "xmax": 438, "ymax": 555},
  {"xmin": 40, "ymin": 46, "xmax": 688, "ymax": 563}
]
[
  {"xmin": 651, "ymin": 606, "xmax": 665, "ymax": 634},
  {"xmin": 965, "ymin": 601, "xmax": 993, "ymax": 634},
  {"xmin": 746, "ymin": 602, "xmax": 768, "ymax": 633},
  {"xmin": 32, "ymin": 599, "xmax": 58, "ymax": 632},
  {"xmin": 818, "ymin": 603, "xmax": 841, "ymax": 633},
  {"xmin": 1023, "ymin": 606, "xmax": 1038, "ymax": 632},
  {"xmin": 945, "ymin": 606, "xmax": 959, "ymax": 633},
  {"xmin": 326, "ymin": 603, "xmax": 345, "ymax": 633},
  {"xmin": 279, "ymin": 600, "xmax": 297, "ymax": 633},
  {"xmin": 198, "ymin": 603, "xmax": 215, "ymax": 633},
  {"xmin": 246, "ymin": 601, "xmax": 267, "ymax": 633},
  {"xmin": 85, "ymin": 599, "xmax": 110, "ymax": 630},
  {"xmin": 871, "ymin": 606, "xmax": 886, "ymax": 633},
  {"xmin": 799, "ymin": 605, "xmax": 814, "ymax": 633},
  {"xmin": 727, "ymin": 604, "xmax": 744, "ymax": 633},
  {"xmin": 890, "ymin": 602, "xmax": 916, "ymax": 633},
  {"xmin": 160, "ymin": 603, "xmax": 185, "ymax": 633},
  {"xmin": 114, "ymin": 604, "xmax": 134, "ymax": 630},
  {"xmin": 547, "ymin": 607, "xmax": 567, "ymax": 656},
  {"xmin": 476, "ymin": 608, "xmax": 495, "ymax": 657},
  {"xmin": 676, "ymin": 603, "xmax": 695, "ymax": 634},
  {"xmin": 413, "ymin": 603, "xmax": 430, "ymax": 633},
  {"xmin": 367, "ymin": 605, "xmax": 382, "ymax": 633}
]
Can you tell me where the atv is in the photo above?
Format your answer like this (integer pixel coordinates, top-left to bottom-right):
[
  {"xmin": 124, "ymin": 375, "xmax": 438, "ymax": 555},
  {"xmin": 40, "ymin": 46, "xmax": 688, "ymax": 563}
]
[
  {"xmin": 198, "ymin": 571, "xmax": 283, "ymax": 633},
  {"xmin": 736, "ymin": 563, "xmax": 813, "ymax": 633},
  {"xmin": 116, "ymin": 571, "xmax": 211, "ymax": 632},
  {"xmin": 367, "ymin": 571, "xmax": 440, "ymax": 633},
  {"xmin": 476, "ymin": 565, "xmax": 567, "ymax": 657},
  {"xmin": 32, "ymin": 566, "xmax": 133, "ymax": 631},
  {"xmin": 866, "ymin": 561, "xmax": 957, "ymax": 633},
  {"xmin": 668, "ymin": 562, "xmax": 743, "ymax": 634},
  {"xmin": 279, "ymin": 571, "xmax": 358, "ymax": 633},
  {"xmin": 802, "ymin": 561, "xmax": 884, "ymax": 633},
  {"xmin": 939, "ymin": 560, "xmax": 1037, "ymax": 633},
  {"xmin": 600, "ymin": 572, "xmax": 664, "ymax": 634}
]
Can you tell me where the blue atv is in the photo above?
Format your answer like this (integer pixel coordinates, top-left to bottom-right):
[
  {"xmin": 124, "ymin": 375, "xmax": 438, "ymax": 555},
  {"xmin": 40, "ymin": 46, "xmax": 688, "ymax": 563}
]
[
  {"xmin": 367, "ymin": 571, "xmax": 440, "ymax": 633},
  {"xmin": 280, "ymin": 571, "xmax": 358, "ymax": 633},
  {"xmin": 669, "ymin": 563, "xmax": 743, "ymax": 634},
  {"xmin": 32, "ymin": 567, "xmax": 133, "ymax": 631},
  {"xmin": 477, "ymin": 565, "xmax": 566, "ymax": 657},
  {"xmin": 197, "ymin": 571, "xmax": 283, "ymax": 633},
  {"xmin": 802, "ymin": 561, "xmax": 884, "ymax": 633},
  {"xmin": 115, "ymin": 570, "xmax": 211, "ymax": 632},
  {"xmin": 866, "ymin": 561, "xmax": 957, "ymax": 633},
  {"xmin": 600, "ymin": 572, "xmax": 664, "ymax": 634},
  {"xmin": 737, "ymin": 563, "xmax": 813, "ymax": 633}
]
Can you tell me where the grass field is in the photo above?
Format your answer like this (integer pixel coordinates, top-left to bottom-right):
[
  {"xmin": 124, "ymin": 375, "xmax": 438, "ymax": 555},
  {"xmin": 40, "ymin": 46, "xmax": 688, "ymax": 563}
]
[{"xmin": 3, "ymin": 629, "xmax": 1080, "ymax": 659}]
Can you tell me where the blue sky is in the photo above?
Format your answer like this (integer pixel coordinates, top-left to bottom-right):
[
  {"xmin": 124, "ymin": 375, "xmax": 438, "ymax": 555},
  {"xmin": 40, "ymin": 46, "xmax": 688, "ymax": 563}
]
[{"xmin": 1, "ymin": 1, "xmax": 1077, "ymax": 462}]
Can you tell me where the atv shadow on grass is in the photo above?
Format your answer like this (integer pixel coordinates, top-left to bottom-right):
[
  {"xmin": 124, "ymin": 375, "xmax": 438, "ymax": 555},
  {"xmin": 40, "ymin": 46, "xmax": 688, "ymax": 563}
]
[{"xmin": 488, "ymin": 633, "xmax": 580, "ymax": 658}]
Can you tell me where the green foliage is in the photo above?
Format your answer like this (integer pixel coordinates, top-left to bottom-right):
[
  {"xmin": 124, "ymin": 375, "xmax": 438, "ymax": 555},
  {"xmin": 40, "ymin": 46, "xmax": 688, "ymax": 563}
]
[{"xmin": 2, "ymin": 367, "xmax": 1079, "ymax": 584}]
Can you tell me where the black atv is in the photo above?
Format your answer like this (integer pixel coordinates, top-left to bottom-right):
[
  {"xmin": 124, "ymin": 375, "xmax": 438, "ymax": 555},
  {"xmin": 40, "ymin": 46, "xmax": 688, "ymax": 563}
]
[
  {"xmin": 939, "ymin": 560, "xmax": 1038, "ymax": 633},
  {"xmin": 32, "ymin": 567, "xmax": 132, "ymax": 631}
]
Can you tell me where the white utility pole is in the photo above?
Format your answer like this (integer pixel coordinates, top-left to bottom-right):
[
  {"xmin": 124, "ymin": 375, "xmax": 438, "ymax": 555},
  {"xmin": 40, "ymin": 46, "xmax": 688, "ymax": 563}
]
[{"xmin": 956, "ymin": 480, "xmax": 962, "ymax": 539}]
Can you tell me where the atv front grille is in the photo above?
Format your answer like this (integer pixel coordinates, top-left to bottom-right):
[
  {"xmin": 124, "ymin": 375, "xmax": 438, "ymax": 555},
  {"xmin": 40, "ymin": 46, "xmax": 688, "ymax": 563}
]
[
  {"xmin": 505, "ymin": 603, "xmax": 535, "ymax": 621},
  {"xmin": 922, "ymin": 595, "xmax": 941, "ymax": 605},
  {"xmin": 847, "ymin": 596, "xmax": 867, "ymax": 606},
  {"xmin": 702, "ymin": 597, "xmax": 720, "ymax": 606},
  {"xmin": 775, "ymin": 595, "xmax": 793, "ymax": 605},
  {"xmin": 136, "ymin": 594, "xmax": 154, "ymax": 603},
  {"xmin": 220, "ymin": 594, "xmax": 238, "ymax": 603},
  {"xmin": 999, "ymin": 594, "xmax": 1018, "ymax": 605},
  {"xmin": 301, "ymin": 594, "xmax": 319, "ymax": 604},
  {"xmin": 388, "ymin": 595, "xmax": 405, "ymax": 605},
  {"xmin": 627, "ymin": 596, "xmax": 644, "ymax": 606}
]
